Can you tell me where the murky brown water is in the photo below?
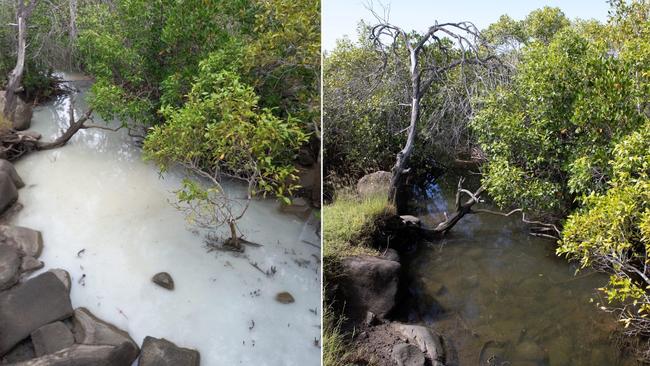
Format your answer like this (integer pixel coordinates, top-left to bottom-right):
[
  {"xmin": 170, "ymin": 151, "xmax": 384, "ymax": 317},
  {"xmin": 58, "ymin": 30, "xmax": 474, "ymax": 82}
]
[{"xmin": 399, "ymin": 178, "xmax": 635, "ymax": 366}]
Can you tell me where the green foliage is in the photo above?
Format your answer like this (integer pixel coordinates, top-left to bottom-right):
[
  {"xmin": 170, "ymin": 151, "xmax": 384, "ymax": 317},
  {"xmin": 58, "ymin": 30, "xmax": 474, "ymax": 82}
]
[
  {"xmin": 323, "ymin": 302, "xmax": 352, "ymax": 366},
  {"xmin": 143, "ymin": 68, "xmax": 308, "ymax": 199},
  {"xmin": 558, "ymin": 122, "xmax": 650, "ymax": 326},
  {"xmin": 473, "ymin": 12, "xmax": 648, "ymax": 217},
  {"xmin": 245, "ymin": 0, "xmax": 320, "ymax": 128}
]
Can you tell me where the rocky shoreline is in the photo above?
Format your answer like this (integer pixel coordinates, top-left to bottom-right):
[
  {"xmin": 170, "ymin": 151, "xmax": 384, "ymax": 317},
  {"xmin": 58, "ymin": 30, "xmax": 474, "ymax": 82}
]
[
  {"xmin": 327, "ymin": 171, "xmax": 449, "ymax": 366},
  {"xmin": 0, "ymin": 158, "xmax": 200, "ymax": 366}
]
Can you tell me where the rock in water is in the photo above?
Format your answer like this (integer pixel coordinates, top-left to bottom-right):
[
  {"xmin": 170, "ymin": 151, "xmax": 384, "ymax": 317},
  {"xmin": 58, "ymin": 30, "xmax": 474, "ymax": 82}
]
[
  {"xmin": 152, "ymin": 272, "xmax": 174, "ymax": 290},
  {"xmin": 0, "ymin": 225, "xmax": 43, "ymax": 257},
  {"xmin": 9, "ymin": 344, "xmax": 134, "ymax": 366},
  {"xmin": 0, "ymin": 244, "xmax": 21, "ymax": 290},
  {"xmin": 339, "ymin": 255, "xmax": 401, "ymax": 321},
  {"xmin": 0, "ymin": 171, "xmax": 18, "ymax": 215},
  {"xmin": 0, "ymin": 159, "xmax": 25, "ymax": 188},
  {"xmin": 47, "ymin": 269, "xmax": 71, "ymax": 294},
  {"xmin": 392, "ymin": 343, "xmax": 426, "ymax": 366},
  {"xmin": 0, "ymin": 272, "xmax": 73, "ymax": 355},
  {"xmin": 275, "ymin": 292, "xmax": 295, "ymax": 304},
  {"xmin": 71, "ymin": 307, "xmax": 138, "ymax": 351},
  {"xmin": 30, "ymin": 322, "xmax": 75, "ymax": 357},
  {"xmin": 139, "ymin": 336, "xmax": 200, "ymax": 366}
]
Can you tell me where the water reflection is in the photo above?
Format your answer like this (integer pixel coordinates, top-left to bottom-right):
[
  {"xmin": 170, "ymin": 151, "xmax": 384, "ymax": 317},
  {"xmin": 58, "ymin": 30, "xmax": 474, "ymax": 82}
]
[{"xmin": 400, "ymin": 178, "xmax": 633, "ymax": 366}]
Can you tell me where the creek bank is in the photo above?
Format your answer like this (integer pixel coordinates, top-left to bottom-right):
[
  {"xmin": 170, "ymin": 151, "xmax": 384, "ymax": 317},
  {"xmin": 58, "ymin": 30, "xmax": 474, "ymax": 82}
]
[
  {"xmin": 326, "ymin": 170, "xmax": 447, "ymax": 366},
  {"xmin": 0, "ymin": 158, "xmax": 200, "ymax": 365}
]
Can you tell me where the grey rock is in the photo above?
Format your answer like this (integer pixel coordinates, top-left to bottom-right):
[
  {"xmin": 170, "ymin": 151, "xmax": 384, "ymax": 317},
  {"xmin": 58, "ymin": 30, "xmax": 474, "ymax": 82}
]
[
  {"xmin": 0, "ymin": 272, "xmax": 73, "ymax": 355},
  {"xmin": 364, "ymin": 311, "xmax": 379, "ymax": 326},
  {"xmin": 0, "ymin": 171, "xmax": 18, "ymax": 215},
  {"xmin": 0, "ymin": 159, "xmax": 24, "ymax": 188},
  {"xmin": 48, "ymin": 269, "xmax": 71, "ymax": 294},
  {"xmin": 0, "ymin": 338, "xmax": 35, "ymax": 363},
  {"xmin": 399, "ymin": 215, "xmax": 421, "ymax": 228},
  {"xmin": 392, "ymin": 323, "xmax": 445, "ymax": 366},
  {"xmin": 19, "ymin": 130, "xmax": 42, "ymax": 140},
  {"xmin": 139, "ymin": 336, "xmax": 200, "ymax": 366},
  {"xmin": 0, "ymin": 243, "xmax": 21, "ymax": 290},
  {"xmin": 71, "ymin": 307, "xmax": 138, "ymax": 352},
  {"xmin": 31, "ymin": 321, "xmax": 75, "ymax": 357},
  {"xmin": 357, "ymin": 171, "xmax": 392, "ymax": 198},
  {"xmin": 10, "ymin": 343, "xmax": 137, "ymax": 366},
  {"xmin": 0, "ymin": 91, "xmax": 33, "ymax": 131},
  {"xmin": 275, "ymin": 291, "xmax": 295, "ymax": 304},
  {"xmin": 381, "ymin": 248, "xmax": 400, "ymax": 263},
  {"xmin": 392, "ymin": 343, "xmax": 426, "ymax": 366},
  {"xmin": 21, "ymin": 256, "xmax": 44, "ymax": 273},
  {"xmin": 0, "ymin": 225, "xmax": 43, "ymax": 257},
  {"xmin": 339, "ymin": 255, "xmax": 400, "ymax": 320},
  {"xmin": 152, "ymin": 272, "xmax": 174, "ymax": 290}
]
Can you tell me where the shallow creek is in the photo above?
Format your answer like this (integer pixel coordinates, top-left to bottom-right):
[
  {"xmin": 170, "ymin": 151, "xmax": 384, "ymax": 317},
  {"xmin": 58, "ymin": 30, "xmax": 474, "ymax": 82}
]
[
  {"xmin": 10, "ymin": 74, "xmax": 321, "ymax": 365},
  {"xmin": 399, "ymin": 179, "xmax": 634, "ymax": 366}
]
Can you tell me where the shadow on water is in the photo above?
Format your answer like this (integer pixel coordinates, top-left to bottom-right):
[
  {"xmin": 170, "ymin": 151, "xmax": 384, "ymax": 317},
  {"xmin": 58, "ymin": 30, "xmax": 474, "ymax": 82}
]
[{"xmin": 395, "ymin": 176, "xmax": 635, "ymax": 366}]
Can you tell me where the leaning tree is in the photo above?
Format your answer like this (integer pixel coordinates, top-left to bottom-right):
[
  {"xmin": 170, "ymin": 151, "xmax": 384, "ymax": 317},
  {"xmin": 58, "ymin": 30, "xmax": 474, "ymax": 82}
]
[{"xmin": 369, "ymin": 20, "xmax": 502, "ymax": 202}]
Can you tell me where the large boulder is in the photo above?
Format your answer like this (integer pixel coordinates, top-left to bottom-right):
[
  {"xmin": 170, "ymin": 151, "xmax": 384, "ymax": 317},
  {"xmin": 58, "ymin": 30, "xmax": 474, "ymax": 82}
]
[
  {"xmin": 0, "ymin": 272, "xmax": 73, "ymax": 355},
  {"xmin": 0, "ymin": 225, "xmax": 44, "ymax": 258},
  {"xmin": 0, "ymin": 243, "xmax": 22, "ymax": 290},
  {"xmin": 139, "ymin": 336, "xmax": 200, "ymax": 366},
  {"xmin": 357, "ymin": 171, "xmax": 392, "ymax": 198},
  {"xmin": 339, "ymin": 255, "xmax": 401, "ymax": 320},
  {"xmin": 0, "ymin": 91, "xmax": 33, "ymax": 131},
  {"xmin": 31, "ymin": 322, "xmax": 75, "ymax": 357},
  {"xmin": 1, "ymin": 339, "xmax": 35, "ymax": 364},
  {"xmin": 0, "ymin": 171, "xmax": 18, "ymax": 215},
  {"xmin": 71, "ymin": 308, "xmax": 138, "ymax": 352},
  {"xmin": 0, "ymin": 159, "xmax": 24, "ymax": 188},
  {"xmin": 10, "ymin": 343, "xmax": 136, "ymax": 366},
  {"xmin": 391, "ymin": 323, "xmax": 445, "ymax": 366}
]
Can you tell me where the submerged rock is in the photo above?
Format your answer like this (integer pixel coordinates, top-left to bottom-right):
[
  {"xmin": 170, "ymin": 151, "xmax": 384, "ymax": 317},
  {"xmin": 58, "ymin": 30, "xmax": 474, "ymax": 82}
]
[
  {"xmin": 0, "ymin": 243, "xmax": 21, "ymax": 290},
  {"xmin": 152, "ymin": 272, "xmax": 174, "ymax": 290},
  {"xmin": 357, "ymin": 170, "xmax": 392, "ymax": 198},
  {"xmin": 275, "ymin": 291, "xmax": 295, "ymax": 304},
  {"xmin": 392, "ymin": 342, "xmax": 426, "ymax": 366},
  {"xmin": 0, "ymin": 272, "xmax": 73, "ymax": 355},
  {"xmin": 0, "ymin": 171, "xmax": 18, "ymax": 215},
  {"xmin": 339, "ymin": 255, "xmax": 401, "ymax": 320},
  {"xmin": 31, "ymin": 321, "xmax": 75, "ymax": 357},
  {"xmin": 139, "ymin": 336, "xmax": 200, "ymax": 366}
]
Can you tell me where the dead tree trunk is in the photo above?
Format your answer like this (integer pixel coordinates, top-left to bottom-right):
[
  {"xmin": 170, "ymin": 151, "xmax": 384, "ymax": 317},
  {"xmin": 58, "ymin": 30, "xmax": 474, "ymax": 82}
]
[
  {"xmin": 420, "ymin": 178, "xmax": 484, "ymax": 236},
  {"xmin": 370, "ymin": 21, "xmax": 499, "ymax": 204},
  {"xmin": 68, "ymin": 0, "xmax": 77, "ymax": 67},
  {"xmin": 3, "ymin": 0, "xmax": 38, "ymax": 121}
]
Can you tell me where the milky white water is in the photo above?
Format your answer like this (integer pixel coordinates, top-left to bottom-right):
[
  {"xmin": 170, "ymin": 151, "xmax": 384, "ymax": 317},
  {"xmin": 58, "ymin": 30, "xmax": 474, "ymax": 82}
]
[{"xmin": 10, "ymin": 74, "xmax": 321, "ymax": 365}]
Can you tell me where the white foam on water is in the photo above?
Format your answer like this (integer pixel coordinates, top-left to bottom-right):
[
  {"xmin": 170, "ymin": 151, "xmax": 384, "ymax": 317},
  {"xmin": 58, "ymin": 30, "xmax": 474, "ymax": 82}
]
[{"xmin": 10, "ymin": 76, "xmax": 321, "ymax": 365}]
